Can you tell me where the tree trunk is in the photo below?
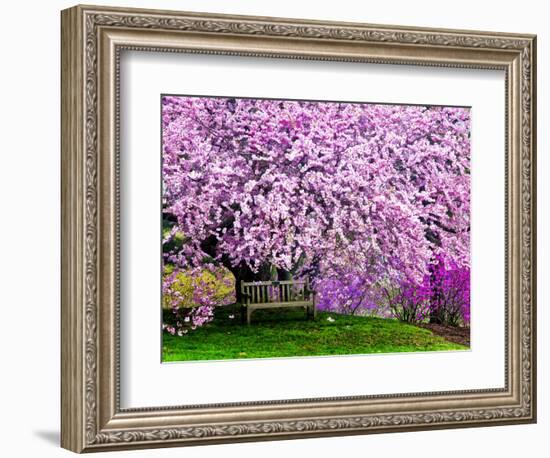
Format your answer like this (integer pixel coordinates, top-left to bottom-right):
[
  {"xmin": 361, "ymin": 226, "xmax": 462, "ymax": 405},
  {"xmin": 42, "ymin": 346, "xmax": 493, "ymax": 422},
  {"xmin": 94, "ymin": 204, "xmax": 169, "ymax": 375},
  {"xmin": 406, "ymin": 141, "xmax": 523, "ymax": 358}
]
[
  {"xmin": 199, "ymin": 236, "xmax": 278, "ymax": 304},
  {"xmin": 276, "ymin": 268, "xmax": 292, "ymax": 281},
  {"xmin": 225, "ymin": 263, "xmax": 255, "ymax": 305}
]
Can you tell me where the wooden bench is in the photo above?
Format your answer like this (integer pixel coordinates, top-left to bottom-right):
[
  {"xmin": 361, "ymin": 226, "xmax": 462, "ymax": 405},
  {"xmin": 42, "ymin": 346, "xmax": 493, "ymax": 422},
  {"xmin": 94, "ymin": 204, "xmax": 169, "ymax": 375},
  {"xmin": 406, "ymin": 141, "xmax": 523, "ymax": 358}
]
[{"xmin": 240, "ymin": 279, "xmax": 316, "ymax": 325}]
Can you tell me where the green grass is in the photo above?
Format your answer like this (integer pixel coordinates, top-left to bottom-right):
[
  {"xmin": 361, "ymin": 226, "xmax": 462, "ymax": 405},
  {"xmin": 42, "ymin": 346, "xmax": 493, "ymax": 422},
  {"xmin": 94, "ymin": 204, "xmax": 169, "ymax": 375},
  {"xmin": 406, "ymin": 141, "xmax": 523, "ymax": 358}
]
[{"xmin": 162, "ymin": 304, "xmax": 467, "ymax": 362}]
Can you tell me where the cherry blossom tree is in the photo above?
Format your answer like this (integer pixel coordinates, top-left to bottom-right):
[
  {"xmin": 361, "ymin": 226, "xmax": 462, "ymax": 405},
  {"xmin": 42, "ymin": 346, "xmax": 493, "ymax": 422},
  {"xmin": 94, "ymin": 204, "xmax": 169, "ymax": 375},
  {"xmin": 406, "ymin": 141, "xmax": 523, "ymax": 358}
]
[{"xmin": 162, "ymin": 95, "xmax": 470, "ymax": 305}]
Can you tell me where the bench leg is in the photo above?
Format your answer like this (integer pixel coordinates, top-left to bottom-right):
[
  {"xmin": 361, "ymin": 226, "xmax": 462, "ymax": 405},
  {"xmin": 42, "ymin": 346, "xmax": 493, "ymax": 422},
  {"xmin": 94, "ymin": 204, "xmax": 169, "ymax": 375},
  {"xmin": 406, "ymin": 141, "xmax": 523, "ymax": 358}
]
[
  {"xmin": 247, "ymin": 307, "xmax": 253, "ymax": 325},
  {"xmin": 309, "ymin": 304, "xmax": 316, "ymax": 320}
]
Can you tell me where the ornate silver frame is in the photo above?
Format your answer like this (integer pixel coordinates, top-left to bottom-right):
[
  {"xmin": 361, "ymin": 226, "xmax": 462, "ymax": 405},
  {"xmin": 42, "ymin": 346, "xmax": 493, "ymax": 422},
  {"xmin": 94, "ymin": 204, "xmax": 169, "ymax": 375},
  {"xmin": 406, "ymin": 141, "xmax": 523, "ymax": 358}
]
[{"xmin": 61, "ymin": 4, "xmax": 537, "ymax": 453}]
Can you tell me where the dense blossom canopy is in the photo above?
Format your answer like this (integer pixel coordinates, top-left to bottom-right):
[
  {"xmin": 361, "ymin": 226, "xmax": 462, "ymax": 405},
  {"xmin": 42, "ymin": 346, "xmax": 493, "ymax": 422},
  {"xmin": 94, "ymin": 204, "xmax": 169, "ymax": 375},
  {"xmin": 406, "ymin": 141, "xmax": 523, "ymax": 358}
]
[{"xmin": 162, "ymin": 95, "xmax": 470, "ymax": 298}]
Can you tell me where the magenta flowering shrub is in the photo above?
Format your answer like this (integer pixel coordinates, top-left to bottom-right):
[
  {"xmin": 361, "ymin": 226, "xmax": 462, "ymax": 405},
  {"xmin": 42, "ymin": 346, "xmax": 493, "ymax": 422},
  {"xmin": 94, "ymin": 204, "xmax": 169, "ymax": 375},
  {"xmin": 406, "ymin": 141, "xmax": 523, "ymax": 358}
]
[
  {"xmin": 426, "ymin": 254, "xmax": 471, "ymax": 326},
  {"xmin": 383, "ymin": 278, "xmax": 432, "ymax": 324},
  {"xmin": 161, "ymin": 95, "xmax": 471, "ymax": 329},
  {"xmin": 382, "ymin": 254, "xmax": 470, "ymax": 325}
]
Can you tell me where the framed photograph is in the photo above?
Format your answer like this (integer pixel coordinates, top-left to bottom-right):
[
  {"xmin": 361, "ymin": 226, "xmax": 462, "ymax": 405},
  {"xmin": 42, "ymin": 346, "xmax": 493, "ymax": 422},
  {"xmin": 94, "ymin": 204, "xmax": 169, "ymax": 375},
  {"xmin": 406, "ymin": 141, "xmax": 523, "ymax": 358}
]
[{"xmin": 61, "ymin": 4, "xmax": 537, "ymax": 453}]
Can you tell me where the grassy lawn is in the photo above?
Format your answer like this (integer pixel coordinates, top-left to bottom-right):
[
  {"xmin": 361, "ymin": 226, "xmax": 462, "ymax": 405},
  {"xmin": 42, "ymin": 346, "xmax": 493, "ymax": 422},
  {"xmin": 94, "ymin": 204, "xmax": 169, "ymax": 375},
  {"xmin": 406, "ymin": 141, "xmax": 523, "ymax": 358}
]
[{"xmin": 162, "ymin": 304, "xmax": 467, "ymax": 362}]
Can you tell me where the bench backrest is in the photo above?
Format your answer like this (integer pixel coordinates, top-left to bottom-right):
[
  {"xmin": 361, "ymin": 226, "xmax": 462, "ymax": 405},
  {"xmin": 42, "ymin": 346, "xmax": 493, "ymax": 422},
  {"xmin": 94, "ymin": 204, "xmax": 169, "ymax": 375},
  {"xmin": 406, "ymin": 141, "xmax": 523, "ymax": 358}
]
[{"xmin": 241, "ymin": 280, "xmax": 310, "ymax": 304}]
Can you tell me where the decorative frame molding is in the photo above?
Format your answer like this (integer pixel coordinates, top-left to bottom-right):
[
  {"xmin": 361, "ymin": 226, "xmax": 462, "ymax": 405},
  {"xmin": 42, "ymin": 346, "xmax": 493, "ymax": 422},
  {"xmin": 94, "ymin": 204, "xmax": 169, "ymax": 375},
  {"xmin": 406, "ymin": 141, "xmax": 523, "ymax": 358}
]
[{"xmin": 61, "ymin": 4, "xmax": 536, "ymax": 453}]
